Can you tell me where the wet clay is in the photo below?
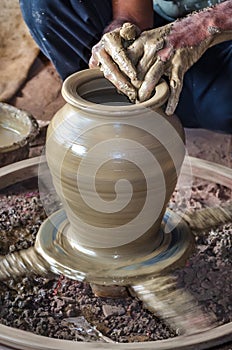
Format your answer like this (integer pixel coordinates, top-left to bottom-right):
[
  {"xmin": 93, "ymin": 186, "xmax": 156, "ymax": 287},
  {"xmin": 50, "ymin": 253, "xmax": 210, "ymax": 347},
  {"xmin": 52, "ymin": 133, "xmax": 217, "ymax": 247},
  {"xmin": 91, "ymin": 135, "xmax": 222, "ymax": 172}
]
[
  {"xmin": 43, "ymin": 69, "xmax": 212, "ymax": 333},
  {"xmin": 46, "ymin": 68, "xmax": 185, "ymax": 262},
  {"xmin": 0, "ymin": 126, "xmax": 22, "ymax": 147}
]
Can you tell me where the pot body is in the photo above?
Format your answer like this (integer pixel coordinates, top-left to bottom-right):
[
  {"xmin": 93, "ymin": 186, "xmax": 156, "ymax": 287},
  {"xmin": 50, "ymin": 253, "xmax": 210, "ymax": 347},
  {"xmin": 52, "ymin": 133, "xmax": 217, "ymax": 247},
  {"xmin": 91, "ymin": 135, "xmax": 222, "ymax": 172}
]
[{"xmin": 46, "ymin": 69, "xmax": 185, "ymax": 262}]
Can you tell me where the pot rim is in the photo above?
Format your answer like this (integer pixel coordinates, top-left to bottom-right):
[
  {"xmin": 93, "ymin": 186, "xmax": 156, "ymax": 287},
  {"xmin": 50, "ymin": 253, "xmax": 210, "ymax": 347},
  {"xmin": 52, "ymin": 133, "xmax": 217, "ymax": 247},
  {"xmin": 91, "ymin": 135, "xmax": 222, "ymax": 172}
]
[{"xmin": 62, "ymin": 68, "xmax": 169, "ymax": 115}]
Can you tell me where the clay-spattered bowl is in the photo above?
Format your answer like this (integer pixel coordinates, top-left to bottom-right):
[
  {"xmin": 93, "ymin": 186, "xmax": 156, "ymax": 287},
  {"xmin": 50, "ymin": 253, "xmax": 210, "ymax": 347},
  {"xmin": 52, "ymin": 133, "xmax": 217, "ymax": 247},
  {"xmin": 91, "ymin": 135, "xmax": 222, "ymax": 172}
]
[{"xmin": 0, "ymin": 103, "xmax": 39, "ymax": 166}]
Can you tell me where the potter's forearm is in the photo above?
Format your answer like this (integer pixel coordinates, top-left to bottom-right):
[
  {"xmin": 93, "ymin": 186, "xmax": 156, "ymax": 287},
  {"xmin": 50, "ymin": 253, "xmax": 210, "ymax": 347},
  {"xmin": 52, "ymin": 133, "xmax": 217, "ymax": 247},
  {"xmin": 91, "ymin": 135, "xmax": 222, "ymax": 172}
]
[
  {"xmin": 208, "ymin": 0, "xmax": 232, "ymax": 45},
  {"xmin": 168, "ymin": 0, "xmax": 232, "ymax": 49}
]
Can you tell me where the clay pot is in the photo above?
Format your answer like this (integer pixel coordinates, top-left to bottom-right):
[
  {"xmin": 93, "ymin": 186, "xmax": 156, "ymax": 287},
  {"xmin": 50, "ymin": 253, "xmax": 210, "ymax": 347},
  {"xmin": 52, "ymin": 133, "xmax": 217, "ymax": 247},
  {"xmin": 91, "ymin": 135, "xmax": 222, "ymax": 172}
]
[
  {"xmin": 46, "ymin": 69, "xmax": 185, "ymax": 263},
  {"xmin": 0, "ymin": 103, "xmax": 39, "ymax": 167}
]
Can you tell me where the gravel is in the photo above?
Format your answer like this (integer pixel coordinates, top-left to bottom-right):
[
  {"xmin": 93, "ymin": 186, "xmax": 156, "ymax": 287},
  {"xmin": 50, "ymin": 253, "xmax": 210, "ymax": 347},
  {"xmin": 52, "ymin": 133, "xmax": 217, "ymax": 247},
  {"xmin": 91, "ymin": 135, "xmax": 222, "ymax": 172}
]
[{"xmin": 0, "ymin": 178, "xmax": 231, "ymax": 343}]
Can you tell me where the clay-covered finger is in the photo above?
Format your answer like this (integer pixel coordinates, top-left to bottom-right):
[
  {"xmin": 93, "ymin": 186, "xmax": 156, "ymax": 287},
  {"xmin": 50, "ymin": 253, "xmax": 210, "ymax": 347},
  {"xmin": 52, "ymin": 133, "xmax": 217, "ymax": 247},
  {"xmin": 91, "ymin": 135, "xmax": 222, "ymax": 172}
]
[
  {"xmin": 89, "ymin": 56, "xmax": 98, "ymax": 68},
  {"xmin": 136, "ymin": 52, "xmax": 157, "ymax": 82},
  {"xmin": 137, "ymin": 59, "xmax": 165, "ymax": 102},
  {"xmin": 103, "ymin": 31, "xmax": 139, "ymax": 85},
  {"xmin": 89, "ymin": 42, "xmax": 102, "ymax": 68},
  {"xmin": 127, "ymin": 37, "xmax": 145, "ymax": 66},
  {"xmin": 136, "ymin": 39, "xmax": 165, "ymax": 81},
  {"xmin": 98, "ymin": 47, "xmax": 137, "ymax": 102},
  {"xmin": 119, "ymin": 22, "xmax": 141, "ymax": 41},
  {"xmin": 165, "ymin": 52, "xmax": 186, "ymax": 115},
  {"xmin": 165, "ymin": 78, "xmax": 183, "ymax": 115}
]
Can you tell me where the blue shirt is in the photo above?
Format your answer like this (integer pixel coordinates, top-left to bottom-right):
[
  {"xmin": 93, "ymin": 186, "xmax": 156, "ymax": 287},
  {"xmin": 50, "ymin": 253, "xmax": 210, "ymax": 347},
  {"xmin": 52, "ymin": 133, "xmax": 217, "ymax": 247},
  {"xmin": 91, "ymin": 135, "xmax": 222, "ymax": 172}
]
[{"xmin": 153, "ymin": 0, "xmax": 225, "ymax": 21}]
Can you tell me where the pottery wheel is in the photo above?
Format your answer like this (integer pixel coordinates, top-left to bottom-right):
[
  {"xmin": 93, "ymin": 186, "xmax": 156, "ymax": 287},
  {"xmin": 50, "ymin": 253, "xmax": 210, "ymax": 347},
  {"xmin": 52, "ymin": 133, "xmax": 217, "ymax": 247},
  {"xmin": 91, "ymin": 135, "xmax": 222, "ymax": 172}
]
[
  {"xmin": 1, "ymin": 157, "xmax": 232, "ymax": 349},
  {"xmin": 34, "ymin": 208, "xmax": 194, "ymax": 286}
]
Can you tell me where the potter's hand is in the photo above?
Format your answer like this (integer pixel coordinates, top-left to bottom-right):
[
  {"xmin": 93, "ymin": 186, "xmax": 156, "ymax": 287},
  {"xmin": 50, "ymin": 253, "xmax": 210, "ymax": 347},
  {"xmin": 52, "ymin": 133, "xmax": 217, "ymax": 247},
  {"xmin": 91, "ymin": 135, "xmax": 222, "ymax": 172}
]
[
  {"xmin": 89, "ymin": 23, "xmax": 141, "ymax": 102},
  {"xmin": 90, "ymin": 1, "xmax": 232, "ymax": 115},
  {"xmin": 129, "ymin": 0, "xmax": 232, "ymax": 115},
  {"xmin": 127, "ymin": 21, "xmax": 213, "ymax": 115},
  {"xmin": 90, "ymin": 19, "xmax": 211, "ymax": 115}
]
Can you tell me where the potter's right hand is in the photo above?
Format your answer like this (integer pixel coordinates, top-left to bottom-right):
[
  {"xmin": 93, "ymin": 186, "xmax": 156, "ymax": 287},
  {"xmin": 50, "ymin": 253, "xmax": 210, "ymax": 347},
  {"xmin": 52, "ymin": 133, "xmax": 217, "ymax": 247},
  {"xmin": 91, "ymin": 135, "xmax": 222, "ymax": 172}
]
[{"xmin": 89, "ymin": 23, "xmax": 141, "ymax": 102}]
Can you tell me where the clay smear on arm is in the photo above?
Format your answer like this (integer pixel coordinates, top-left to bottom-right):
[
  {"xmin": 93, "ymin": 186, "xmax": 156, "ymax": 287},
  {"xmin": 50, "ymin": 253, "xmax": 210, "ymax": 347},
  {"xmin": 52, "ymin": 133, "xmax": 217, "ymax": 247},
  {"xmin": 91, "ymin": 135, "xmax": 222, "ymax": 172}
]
[{"xmin": 166, "ymin": 0, "xmax": 232, "ymax": 50}]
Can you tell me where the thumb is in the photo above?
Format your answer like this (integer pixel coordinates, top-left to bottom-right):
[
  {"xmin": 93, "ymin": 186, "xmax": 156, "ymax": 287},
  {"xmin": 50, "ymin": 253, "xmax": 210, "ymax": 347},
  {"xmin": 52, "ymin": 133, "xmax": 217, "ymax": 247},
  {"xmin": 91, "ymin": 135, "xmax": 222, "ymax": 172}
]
[{"xmin": 165, "ymin": 70, "xmax": 184, "ymax": 116}]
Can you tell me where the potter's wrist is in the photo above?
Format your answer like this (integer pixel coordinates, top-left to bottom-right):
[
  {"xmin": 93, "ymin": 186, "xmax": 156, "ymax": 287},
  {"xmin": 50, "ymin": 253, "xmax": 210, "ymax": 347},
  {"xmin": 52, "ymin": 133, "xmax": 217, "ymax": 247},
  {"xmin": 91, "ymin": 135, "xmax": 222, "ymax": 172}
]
[{"xmin": 104, "ymin": 18, "xmax": 136, "ymax": 33}]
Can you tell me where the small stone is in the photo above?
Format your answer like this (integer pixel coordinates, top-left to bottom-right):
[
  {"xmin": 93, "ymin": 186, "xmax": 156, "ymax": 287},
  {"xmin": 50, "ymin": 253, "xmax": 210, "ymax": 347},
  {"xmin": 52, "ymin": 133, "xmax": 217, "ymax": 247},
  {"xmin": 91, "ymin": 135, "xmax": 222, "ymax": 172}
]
[
  {"xmin": 102, "ymin": 304, "xmax": 126, "ymax": 318},
  {"xmin": 90, "ymin": 283, "xmax": 128, "ymax": 298},
  {"xmin": 66, "ymin": 307, "xmax": 79, "ymax": 318}
]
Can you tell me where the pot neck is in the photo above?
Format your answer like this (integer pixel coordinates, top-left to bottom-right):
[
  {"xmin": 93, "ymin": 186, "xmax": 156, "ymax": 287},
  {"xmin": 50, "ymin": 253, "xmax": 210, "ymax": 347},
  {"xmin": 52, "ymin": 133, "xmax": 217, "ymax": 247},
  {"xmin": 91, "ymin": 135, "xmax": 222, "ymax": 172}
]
[{"xmin": 62, "ymin": 69, "xmax": 169, "ymax": 116}]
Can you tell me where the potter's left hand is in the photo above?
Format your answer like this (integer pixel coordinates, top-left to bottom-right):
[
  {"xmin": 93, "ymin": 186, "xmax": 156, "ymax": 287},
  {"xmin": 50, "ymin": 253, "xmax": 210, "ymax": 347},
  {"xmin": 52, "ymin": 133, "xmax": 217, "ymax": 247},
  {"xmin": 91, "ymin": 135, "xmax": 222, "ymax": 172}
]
[{"xmin": 89, "ymin": 22, "xmax": 141, "ymax": 102}]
